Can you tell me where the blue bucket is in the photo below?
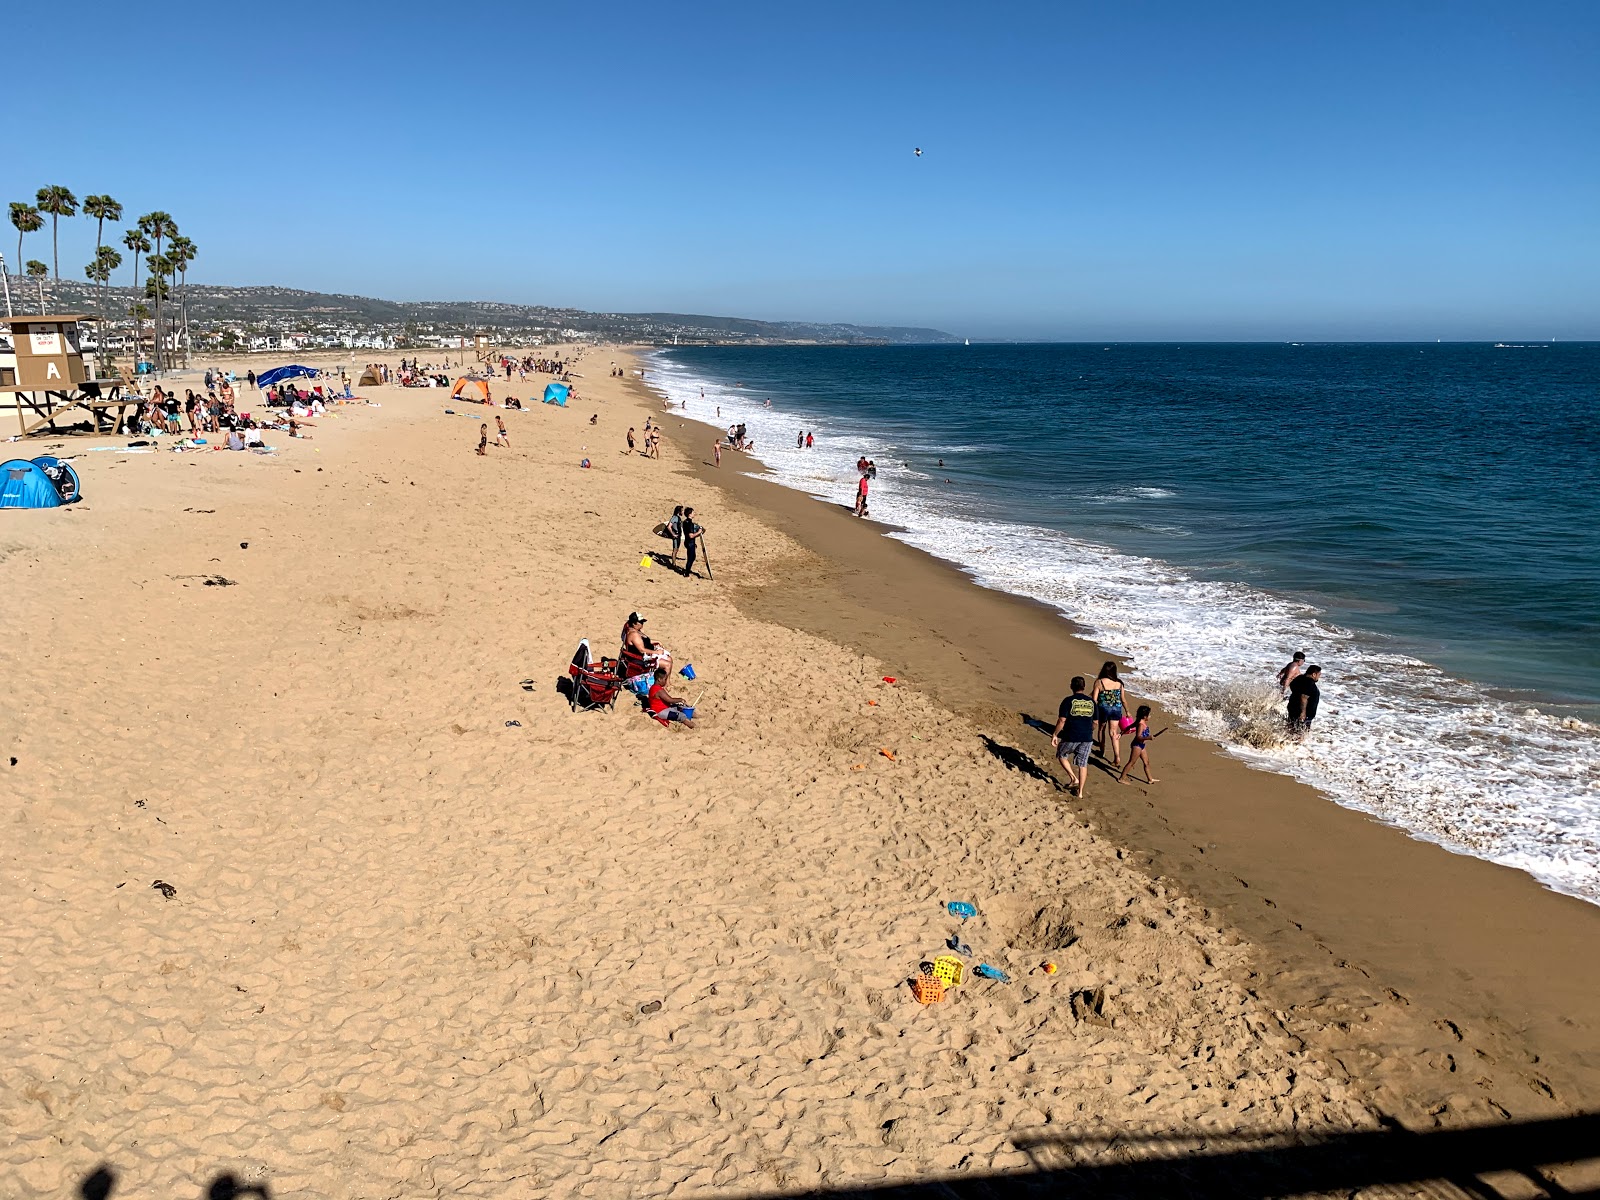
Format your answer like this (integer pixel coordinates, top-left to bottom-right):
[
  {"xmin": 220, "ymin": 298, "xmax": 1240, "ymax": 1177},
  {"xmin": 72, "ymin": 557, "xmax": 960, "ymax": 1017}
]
[
  {"xmin": 680, "ymin": 663, "xmax": 696, "ymax": 680},
  {"xmin": 680, "ymin": 706, "xmax": 696, "ymax": 720}
]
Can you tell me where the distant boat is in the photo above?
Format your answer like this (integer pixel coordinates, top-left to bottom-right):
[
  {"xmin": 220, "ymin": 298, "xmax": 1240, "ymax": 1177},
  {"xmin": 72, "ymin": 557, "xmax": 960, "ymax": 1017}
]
[{"xmin": 965, "ymin": 338, "xmax": 970, "ymax": 346}]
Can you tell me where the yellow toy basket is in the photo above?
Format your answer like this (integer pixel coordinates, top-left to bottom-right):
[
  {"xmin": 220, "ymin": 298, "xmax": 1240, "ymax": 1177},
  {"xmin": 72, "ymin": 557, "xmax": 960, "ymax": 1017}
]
[{"xmin": 931, "ymin": 955, "xmax": 965, "ymax": 988}]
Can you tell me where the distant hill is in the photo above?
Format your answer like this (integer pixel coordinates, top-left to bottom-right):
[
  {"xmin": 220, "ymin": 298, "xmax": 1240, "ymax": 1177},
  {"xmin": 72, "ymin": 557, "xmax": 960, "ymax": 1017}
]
[{"xmin": 6, "ymin": 278, "xmax": 957, "ymax": 346}]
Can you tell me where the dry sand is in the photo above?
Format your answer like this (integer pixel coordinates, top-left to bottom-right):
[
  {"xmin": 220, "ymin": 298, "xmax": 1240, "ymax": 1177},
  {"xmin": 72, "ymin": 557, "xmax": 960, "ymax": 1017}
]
[{"xmin": 1, "ymin": 350, "xmax": 1594, "ymax": 1198}]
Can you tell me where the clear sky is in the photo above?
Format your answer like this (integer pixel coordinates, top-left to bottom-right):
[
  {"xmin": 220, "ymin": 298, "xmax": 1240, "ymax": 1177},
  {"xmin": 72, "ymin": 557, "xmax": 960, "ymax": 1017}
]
[{"xmin": 8, "ymin": 0, "xmax": 1598, "ymax": 339}]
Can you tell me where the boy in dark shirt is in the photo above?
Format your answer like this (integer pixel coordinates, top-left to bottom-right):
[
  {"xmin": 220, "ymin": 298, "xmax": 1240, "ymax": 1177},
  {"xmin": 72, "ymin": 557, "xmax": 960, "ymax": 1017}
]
[
  {"xmin": 1051, "ymin": 675, "xmax": 1098, "ymax": 796},
  {"xmin": 1287, "ymin": 665, "xmax": 1322, "ymax": 738}
]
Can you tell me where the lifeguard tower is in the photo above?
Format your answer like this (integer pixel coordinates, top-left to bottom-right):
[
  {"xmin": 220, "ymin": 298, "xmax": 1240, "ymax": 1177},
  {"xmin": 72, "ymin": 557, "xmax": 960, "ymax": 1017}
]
[{"xmin": 0, "ymin": 314, "xmax": 134, "ymax": 436}]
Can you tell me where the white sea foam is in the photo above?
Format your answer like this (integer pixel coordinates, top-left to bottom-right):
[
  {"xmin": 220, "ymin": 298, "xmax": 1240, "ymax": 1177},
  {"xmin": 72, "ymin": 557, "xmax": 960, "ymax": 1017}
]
[{"xmin": 650, "ymin": 353, "xmax": 1600, "ymax": 904}]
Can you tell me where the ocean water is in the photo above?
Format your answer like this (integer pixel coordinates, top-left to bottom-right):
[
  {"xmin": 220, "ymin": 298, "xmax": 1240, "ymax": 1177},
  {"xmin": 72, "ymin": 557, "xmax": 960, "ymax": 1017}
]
[{"xmin": 648, "ymin": 343, "xmax": 1600, "ymax": 904}]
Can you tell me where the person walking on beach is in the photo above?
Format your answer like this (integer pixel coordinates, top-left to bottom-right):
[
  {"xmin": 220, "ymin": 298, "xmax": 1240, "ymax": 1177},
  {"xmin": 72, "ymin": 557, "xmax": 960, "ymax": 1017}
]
[
  {"xmin": 713, "ymin": 439, "xmax": 722, "ymax": 467},
  {"xmin": 627, "ymin": 426, "xmax": 636, "ymax": 453},
  {"xmin": 1277, "ymin": 651, "xmax": 1307, "ymax": 696},
  {"xmin": 494, "ymin": 415, "xmax": 509, "ymax": 448},
  {"xmin": 1287, "ymin": 664, "xmax": 1322, "ymax": 739},
  {"xmin": 853, "ymin": 471, "xmax": 870, "ymax": 517},
  {"xmin": 476, "ymin": 423, "xmax": 489, "ymax": 456},
  {"xmin": 1091, "ymin": 662, "xmax": 1127, "ymax": 767},
  {"xmin": 681, "ymin": 507, "xmax": 704, "ymax": 578},
  {"xmin": 1117, "ymin": 706, "xmax": 1165, "ymax": 785},
  {"xmin": 1051, "ymin": 675, "xmax": 1098, "ymax": 797}
]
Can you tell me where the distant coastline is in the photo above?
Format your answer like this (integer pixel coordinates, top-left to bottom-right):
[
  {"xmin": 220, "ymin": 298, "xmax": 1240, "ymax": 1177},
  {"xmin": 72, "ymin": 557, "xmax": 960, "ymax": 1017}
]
[{"xmin": 0, "ymin": 276, "xmax": 958, "ymax": 353}]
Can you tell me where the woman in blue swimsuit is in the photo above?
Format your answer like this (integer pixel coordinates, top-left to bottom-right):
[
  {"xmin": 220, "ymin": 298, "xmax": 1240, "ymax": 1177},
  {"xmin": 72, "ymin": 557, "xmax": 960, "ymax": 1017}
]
[{"xmin": 1090, "ymin": 661, "xmax": 1126, "ymax": 767}]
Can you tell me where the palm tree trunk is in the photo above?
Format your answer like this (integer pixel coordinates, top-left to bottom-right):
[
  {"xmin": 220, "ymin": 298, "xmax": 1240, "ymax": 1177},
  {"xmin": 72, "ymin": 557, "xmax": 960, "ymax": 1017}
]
[
  {"xmin": 180, "ymin": 268, "xmax": 190, "ymax": 366},
  {"xmin": 153, "ymin": 235, "xmax": 163, "ymax": 372},
  {"xmin": 51, "ymin": 216, "xmax": 59, "ymax": 281}
]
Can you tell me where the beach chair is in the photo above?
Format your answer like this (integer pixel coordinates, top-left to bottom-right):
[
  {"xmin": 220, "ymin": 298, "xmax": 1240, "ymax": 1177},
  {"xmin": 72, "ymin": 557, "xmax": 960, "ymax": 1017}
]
[{"xmin": 567, "ymin": 638, "xmax": 625, "ymax": 712}]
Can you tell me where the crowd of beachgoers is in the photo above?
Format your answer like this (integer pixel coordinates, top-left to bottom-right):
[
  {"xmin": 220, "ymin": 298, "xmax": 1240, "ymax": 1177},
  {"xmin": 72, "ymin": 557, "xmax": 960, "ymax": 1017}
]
[{"xmin": 106, "ymin": 363, "xmax": 378, "ymax": 453}]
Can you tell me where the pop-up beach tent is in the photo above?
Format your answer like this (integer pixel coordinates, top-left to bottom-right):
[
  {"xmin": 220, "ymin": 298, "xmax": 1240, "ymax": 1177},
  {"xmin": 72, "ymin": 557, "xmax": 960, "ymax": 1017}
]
[
  {"xmin": 543, "ymin": 382, "xmax": 569, "ymax": 406},
  {"xmin": 358, "ymin": 366, "xmax": 382, "ymax": 387},
  {"xmin": 1, "ymin": 457, "xmax": 81, "ymax": 509},
  {"xmin": 451, "ymin": 376, "xmax": 491, "ymax": 404},
  {"xmin": 256, "ymin": 364, "xmax": 319, "ymax": 390}
]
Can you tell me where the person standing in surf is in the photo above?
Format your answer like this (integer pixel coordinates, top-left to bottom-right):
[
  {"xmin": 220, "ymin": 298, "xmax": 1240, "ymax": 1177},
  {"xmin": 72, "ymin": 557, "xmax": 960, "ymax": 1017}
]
[
  {"xmin": 853, "ymin": 470, "xmax": 870, "ymax": 517},
  {"xmin": 1277, "ymin": 651, "xmax": 1307, "ymax": 696},
  {"xmin": 1287, "ymin": 664, "xmax": 1322, "ymax": 739},
  {"xmin": 1091, "ymin": 662, "xmax": 1127, "ymax": 767}
]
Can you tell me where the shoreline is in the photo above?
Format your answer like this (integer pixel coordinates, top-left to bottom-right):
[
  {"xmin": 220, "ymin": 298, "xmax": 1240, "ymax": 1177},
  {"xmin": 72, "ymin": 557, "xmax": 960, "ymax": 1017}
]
[{"xmin": 632, "ymin": 358, "xmax": 1600, "ymax": 1110}]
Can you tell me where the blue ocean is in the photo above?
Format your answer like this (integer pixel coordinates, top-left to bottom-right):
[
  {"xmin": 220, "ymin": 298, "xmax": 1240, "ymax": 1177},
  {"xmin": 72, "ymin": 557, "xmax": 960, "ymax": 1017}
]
[{"xmin": 649, "ymin": 343, "xmax": 1600, "ymax": 903}]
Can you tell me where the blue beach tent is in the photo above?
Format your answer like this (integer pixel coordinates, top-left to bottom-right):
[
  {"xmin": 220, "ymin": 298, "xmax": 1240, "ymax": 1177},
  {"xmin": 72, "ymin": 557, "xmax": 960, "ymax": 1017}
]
[
  {"xmin": 1, "ymin": 457, "xmax": 81, "ymax": 509},
  {"xmin": 256, "ymin": 364, "xmax": 319, "ymax": 390},
  {"xmin": 543, "ymin": 382, "xmax": 569, "ymax": 406}
]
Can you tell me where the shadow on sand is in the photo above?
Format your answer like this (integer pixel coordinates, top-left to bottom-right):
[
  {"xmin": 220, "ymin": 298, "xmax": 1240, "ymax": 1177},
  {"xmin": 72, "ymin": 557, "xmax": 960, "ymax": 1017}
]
[
  {"xmin": 735, "ymin": 1113, "xmax": 1600, "ymax": 1199},
  {"xmin": 73, "ymin": 1113, "xmax": 1598, "ymax": 1197}
]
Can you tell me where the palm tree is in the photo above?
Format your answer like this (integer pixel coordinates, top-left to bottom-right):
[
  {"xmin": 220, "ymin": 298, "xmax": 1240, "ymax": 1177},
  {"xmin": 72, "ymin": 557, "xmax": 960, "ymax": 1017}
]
[
  {"xmin": 145, "ymin": 254, "xmax": 174, "ymax": 366},
  {"xmin": 35, "ymin": 186, "xmax": 79, "ymax": 280},
  {"xmin": 83, "ymin": 197, "xmax": 123, "ymax": 355},
  {"xmin": 168, "ymin": 234, "xmax": 197, "ymax": 366},
  {"xmin": 83, "ymin": 195, "xmax": 122, "ymax": 280},
  {"xmin": 10, "ymin": 202, "xmax": 43, "ymax": 282},
  {"xmin": 86, "ymin": 245, "xmax": 123, "ymax": 372},
  {"xmin": 26, "ymin": 260, "xmax": 48, "ymax": 312},
  {"xmin": 137, "ymin": 212, "xmax": 177, "ymax": 370},
  {"xmin": 122, "ymin": 228, "xmax": 151, "ymax": 366}
]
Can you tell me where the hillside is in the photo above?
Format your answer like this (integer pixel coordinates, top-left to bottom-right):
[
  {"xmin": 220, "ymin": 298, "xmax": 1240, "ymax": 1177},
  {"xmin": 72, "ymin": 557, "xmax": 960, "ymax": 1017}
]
[{"xmin": 3, "ymin": 278, "xmax": 957, "ymax": 346}]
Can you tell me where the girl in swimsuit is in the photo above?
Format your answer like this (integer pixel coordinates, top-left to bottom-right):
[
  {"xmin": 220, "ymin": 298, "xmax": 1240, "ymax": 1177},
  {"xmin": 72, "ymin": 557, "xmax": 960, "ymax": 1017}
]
[
  {"xmin": 1117, "ymin": 705, "xmax": 1165, "ymax": 786},
  {"xmin": 1090, "ymin": 661, "xmax": 1127, "ymax": 766}
]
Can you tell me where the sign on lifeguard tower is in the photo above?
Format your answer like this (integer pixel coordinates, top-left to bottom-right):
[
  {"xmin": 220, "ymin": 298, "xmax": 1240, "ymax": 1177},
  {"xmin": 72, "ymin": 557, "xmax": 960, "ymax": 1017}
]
[{"xmin": 1, "ymin": 314, "xmax": 93, "ymax": 390}]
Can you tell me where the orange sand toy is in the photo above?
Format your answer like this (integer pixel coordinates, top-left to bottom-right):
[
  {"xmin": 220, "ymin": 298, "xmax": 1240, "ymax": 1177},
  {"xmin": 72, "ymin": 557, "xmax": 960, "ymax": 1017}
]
[
  {"xmin": 879, "ymin": 748, "xmax": 896, "ymax": 761},
  {"xmin": 911, "ymin": 975, "xmax": 946, "ymax": 1005}
]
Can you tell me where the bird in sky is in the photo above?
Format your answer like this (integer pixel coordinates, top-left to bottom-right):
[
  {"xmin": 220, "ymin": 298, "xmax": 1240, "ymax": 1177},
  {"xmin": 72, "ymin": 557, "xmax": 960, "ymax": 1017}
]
[{"xmin": 914, "ymin": 147, "xmax": 922, "ymax": 157}]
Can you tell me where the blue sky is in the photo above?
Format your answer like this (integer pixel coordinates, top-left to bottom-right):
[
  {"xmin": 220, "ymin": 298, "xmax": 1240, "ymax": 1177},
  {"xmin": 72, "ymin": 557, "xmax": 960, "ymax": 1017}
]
[{"xmin": 9, "ymin": 0, "xmax": 1598, "ymax": 339}]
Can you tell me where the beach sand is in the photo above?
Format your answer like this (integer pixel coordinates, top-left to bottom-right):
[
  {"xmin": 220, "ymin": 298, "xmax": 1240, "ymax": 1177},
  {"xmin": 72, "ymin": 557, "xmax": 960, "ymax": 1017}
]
[{"xmin": 1, "ymin": 349, "xmax": 1595, "ymax": 1197}]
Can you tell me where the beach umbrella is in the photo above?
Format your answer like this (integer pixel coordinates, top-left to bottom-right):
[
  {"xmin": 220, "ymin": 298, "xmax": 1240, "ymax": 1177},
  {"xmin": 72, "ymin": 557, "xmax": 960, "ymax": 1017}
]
[{"xmin": 255, "ymin": 364, "xmax": 319, "ymax": 390}]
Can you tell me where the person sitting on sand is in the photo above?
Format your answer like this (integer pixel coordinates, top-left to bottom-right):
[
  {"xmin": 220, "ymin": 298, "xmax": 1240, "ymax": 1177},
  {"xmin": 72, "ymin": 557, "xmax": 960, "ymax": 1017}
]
[
  {"xmin": 226, "ymin": 428, "xmax": 246, "ymax": 451},
  {"xmin": 646, "ymin": 666, "xmax": 696, "ymax": 729},
  {"xmin": 621, "ymin": 611, "xmax": 671, "ymax": 683}
]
